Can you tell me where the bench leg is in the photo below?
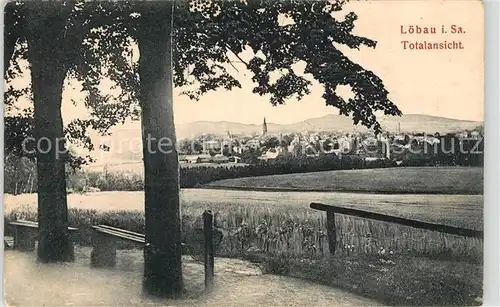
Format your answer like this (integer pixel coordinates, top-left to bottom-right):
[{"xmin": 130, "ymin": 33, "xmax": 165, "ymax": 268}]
[
  {"xmin": 91, "ymin": 232, "xmax": 117, "ymax": 268},
  {"xmin": 67, "ymin": 241, "xmax": 76, "ymax": 262},
  {"xmin": 13, "ymin": 228, "xmax": 36, "ymax": 252}
]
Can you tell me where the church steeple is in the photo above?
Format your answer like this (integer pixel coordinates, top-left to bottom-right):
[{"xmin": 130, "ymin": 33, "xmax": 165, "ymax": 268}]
[{"xmin": 262, "ymin": 117, "xmax": 268, "ymax": 136}]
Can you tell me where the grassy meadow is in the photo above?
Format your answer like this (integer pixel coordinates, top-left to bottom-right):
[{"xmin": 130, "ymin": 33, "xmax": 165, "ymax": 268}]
[
  {"xmin": 4, "ymin": 194, "xmax": 483, "ymax": 305},
  {"xmin": 4, "ymin": 189, "xmax": 483, "ymax": 230},
  {"xmin": 5, "ymin": 190, "xmax": 483, "ymax": 263},
  {"xmin": 3, "ymin": 166, "xmax": 484, "ymax": 306},
  {"xmin": 206, "ymin": 166, "xmax": 484, "ymax": 194}
]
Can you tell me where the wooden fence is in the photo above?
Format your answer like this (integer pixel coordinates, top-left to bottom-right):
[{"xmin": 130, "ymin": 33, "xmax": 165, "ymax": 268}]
[{"xmin": 310, "ymin": 202, "xmax": 483, "ymax": 255}]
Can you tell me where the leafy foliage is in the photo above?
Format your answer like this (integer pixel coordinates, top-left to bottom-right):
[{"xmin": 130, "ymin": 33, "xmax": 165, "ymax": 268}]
[{"xmin": 4, "ymin": 0, "xmax": 401, "ymax": 167}]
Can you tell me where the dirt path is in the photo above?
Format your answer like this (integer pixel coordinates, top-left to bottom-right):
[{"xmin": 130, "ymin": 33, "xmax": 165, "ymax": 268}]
[
  {"xmin": 200, "ymin": 275, "xmax": 381, "ymax": 307},
  {"xmin": 4, "ymin": 248, "xmax": 380, "ymax": 307}
]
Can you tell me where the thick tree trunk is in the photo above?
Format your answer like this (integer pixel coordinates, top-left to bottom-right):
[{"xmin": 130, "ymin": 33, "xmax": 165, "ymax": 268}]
[
  {"xmin": 4, "ymin": 2, "xmax": 18, "ymax": 76},
  {"xmin": 30, "ymin": 61, "xmax": 73, "ymax": 262},
  {"xmin": 137, "ymin": 2, "xmax": 183, "ymax": 297},
  {"xmin": 4, "ymin": 32, "xmax": 17, "ymax": 76},
  {"xmin": 26, "ymin": 5, "xmax": 73, "ymax": 263}
]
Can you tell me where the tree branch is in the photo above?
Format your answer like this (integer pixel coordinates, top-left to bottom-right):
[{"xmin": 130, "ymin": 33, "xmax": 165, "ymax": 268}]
[{"xmin": 224, "ymin": 43, "xmax": 251, "ymax": 69}]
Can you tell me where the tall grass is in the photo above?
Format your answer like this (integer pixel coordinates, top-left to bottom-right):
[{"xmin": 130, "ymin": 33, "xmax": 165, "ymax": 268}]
[
  {"xmin": 4, "ymin": 201, "xmax": 482, "ymax": 263},
  {"xmin": 188, "ymin": 202, "xmax": 482, "ymax": 262}
]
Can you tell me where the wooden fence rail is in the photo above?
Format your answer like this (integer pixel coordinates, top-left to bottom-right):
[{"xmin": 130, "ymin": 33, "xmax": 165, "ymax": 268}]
[{"xmin": 310, "ymin": 202, "xmax": 483, "ymax": 255}]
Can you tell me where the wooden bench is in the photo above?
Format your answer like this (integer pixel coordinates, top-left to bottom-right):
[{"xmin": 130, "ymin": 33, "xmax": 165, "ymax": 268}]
[
  {"xmin": 91, "ymin": 225, "xmax": 145, "ymax": 267},
  {"xmin": 91, "ymin": 224, "xmax": 223, "ymax": 268},
  {"xmin": 8, "ymin": 219, "xmax": 78, "ymax": 252}
]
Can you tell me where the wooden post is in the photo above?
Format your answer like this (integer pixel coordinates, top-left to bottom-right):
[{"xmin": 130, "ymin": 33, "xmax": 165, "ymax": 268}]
[
  {"xmin": 203, "ymin": 210, "xmax": 214, "ymax": 292},
  {"xmin": 326, "ymin": 211, "xmax": 336, "ymax": 255},
  {"xmin": 91, "ymin": 231, "xmax": 117, "ymax": 268}
]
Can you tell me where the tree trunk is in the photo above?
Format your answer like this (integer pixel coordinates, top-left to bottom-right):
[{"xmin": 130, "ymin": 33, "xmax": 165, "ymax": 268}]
[
  {"xmin": 137, "ymin": 2, "xmax": 183, "ymax": 297},
  {"xmin": 4, "ymin": 32, "xmax": 17, "ymax": 76},
  {"xmin": 26, "ymin": 5, "xmax": 73, "ymax": 263},
  {"xmin": 4, "ymin": 2, "xmax": 19, "ymax": 76}
]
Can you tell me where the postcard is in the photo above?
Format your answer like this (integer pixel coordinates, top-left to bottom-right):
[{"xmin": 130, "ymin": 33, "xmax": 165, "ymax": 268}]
[{"xmin": 3, "ymin": 0, "xmax": 485, "ymax": 306}]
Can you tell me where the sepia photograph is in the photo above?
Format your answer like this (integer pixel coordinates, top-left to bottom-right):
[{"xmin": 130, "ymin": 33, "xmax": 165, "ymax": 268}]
[{"xmin": 3, "ymin": 0, "xmax": 486, "ymax": 306}]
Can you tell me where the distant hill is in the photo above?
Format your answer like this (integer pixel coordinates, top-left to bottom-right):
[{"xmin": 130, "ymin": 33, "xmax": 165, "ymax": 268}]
[
  {"xmin": 96, "ymin": 113, "xmax": 482, "ymax": 141},
  {"xmin": 175, "ymin": 114, "xmax": 481, "ymax": 138}
]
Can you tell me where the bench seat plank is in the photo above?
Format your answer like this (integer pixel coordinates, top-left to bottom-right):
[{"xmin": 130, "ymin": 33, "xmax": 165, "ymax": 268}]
[
  {"xmin": 8, "ymin": 220, "xmax": 78, "ymax": 253},
  {"xmin": 9, "ymin": 220, "xmax": 38, "ymax": 228},
  {"xmin": 94, "ymin": 225, "xmax": 145, "ymax": 238},
  {"xmin": 90, "ymin": 223, "xmax": 221, "ymax": 268},
  {"xmin": 92, "ymin": 226, "xmax": 145, "ymax": 244},
  {"xmin": 93, "ymin": 225, "xmax": 188, "ymax": 246},
  {"xmin": 9, "ymin": 220, "xmax": 78, "ymax": 231}
]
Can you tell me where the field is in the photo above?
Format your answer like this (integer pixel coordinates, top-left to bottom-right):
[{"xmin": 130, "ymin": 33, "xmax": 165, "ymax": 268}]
[
  {"xmin": 4, "ymin": 166, "xmax": 484, "ymax": 306},
  {"xmin": 4, "ymin": 189, "xmax": 483, "ymax": 229},
  {"xmin": 5, "ymin": 189, "xmax": 483, "ymax": 256},
  {"xmin": 206, "ymin": 167, "xmax": 484, "ymax": 195},
  {"xmin": 4, "ymin": 189, "xmax": 483, "ymax": 306}
]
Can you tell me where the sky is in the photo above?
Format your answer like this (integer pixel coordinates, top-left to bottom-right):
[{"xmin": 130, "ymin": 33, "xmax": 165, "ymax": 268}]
[
  {"xmin": 168, "ymin": 0, "xmax": 484, "ymax": 125},
  {"xmin": 8, "ymin": 0, "xmax": 484, "ymax": 127}
]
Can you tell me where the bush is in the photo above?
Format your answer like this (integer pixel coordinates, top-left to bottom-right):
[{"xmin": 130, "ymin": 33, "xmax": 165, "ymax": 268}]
[{"xmin": 261, "ymin": 252, "xmax": 291, "ymax": 275}]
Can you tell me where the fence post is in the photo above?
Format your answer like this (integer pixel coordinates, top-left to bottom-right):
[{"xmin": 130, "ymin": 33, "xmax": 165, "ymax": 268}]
[
  {"xmin": 203, "ymin": 210, "xmax": 215, "ymax": 292},
  {"xmin": 326, "ymin": 211, "xmax": 336, "ymax": 255}
]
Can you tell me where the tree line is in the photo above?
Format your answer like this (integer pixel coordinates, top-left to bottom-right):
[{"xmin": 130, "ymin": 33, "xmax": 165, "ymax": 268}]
[
  {"xmin": 6, "ymin": 155, "xmax": 396, "ymax": 194},
  {"xmin": 5, "ymin": 135, "xmax": 483, "ymax": 195}
]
